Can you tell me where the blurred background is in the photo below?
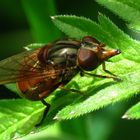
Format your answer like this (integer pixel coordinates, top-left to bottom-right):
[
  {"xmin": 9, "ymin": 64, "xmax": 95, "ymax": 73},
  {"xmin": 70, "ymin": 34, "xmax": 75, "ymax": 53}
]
[{"xmin": 0, "ymin": 0, "xmax": 140, "ymax": 140}]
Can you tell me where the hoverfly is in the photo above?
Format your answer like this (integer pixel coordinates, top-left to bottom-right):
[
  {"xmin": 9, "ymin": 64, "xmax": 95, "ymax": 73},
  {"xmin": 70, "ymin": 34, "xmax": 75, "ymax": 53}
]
[{"xmin": 0, "ymin": 36, "xmax": 120, "ymax": 125}]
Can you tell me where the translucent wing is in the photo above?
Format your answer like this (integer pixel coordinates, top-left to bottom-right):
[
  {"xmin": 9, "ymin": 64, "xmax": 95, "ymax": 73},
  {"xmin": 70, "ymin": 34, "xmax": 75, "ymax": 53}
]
[
  {"xmin": 0, "ymin": 49, "xmax": 40, "ymax": 84},
  {"xmin": 0, "ymin": 48, "xmax": 65, "ymax": 85}
]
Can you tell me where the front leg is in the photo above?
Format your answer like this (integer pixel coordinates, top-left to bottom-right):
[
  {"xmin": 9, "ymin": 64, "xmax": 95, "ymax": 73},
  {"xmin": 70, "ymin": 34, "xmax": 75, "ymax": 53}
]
[
  {"xmin": 80, "ymin": 69, "xmax": 120, "ymax": 81},
  {"xmin": 102, "ymin": 62, "xmax": 121, "ymax": 81},
  {"xmin": 102, "ymin": 62, "xmax": 116, "ymax": 76}
]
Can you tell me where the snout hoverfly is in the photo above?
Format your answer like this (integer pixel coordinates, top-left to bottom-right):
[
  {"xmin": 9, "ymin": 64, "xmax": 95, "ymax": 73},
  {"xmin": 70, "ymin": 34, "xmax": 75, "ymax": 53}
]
[{"xmin": 0, "ymin": 36, "xmax": 120, "ymax": 125}]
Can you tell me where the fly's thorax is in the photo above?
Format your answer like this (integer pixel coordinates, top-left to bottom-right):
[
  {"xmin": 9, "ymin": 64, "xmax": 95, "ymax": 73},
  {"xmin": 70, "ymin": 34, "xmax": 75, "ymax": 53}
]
[
  {"xmin": 47, "ymin": 40, "xmax": 80, "ymax": 67},
  {"xmin": 48, "ymin": 48, "xmax": 78, "ymax": 66},
  {"xmin": 37, "ymin": 39, "xmax": 81, "ymax": 67},
  {"xmin": 61, "ymin": 66, "xmax": 78, "ymax": 82}
]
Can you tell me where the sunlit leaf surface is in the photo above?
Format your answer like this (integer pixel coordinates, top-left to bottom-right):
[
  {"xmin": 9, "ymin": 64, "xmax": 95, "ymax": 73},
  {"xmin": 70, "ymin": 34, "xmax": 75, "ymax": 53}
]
[
  {"xmin": 97, "ymin": 0, "xmax": 140, "ymax": 32},
  {"xmin": 1, "ymin": 13, "xmax": 140, "ymax": 139}
]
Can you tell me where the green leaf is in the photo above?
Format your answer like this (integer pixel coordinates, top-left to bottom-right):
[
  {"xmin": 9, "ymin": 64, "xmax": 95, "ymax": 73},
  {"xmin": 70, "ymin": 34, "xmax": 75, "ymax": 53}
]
[
  {"xmin": 52, "ymin": 14, "xmax": 140, "ymax": 61},
  {"xmin": 123, "ymin": 102, "xmax": 140, "ymax": 119},
  {"xmin": 96, "ymin": 0, "xmax": 140, "ymax": 32},
  {"xmin": 23, "ymin": 43, "xmax": 45, "ymax": 50},
  {"xmin": 2, "ymin": 14, "xmax": 140, "ymax": 138},
  {"xmin": 51, "ymin": 15, "xmax": 107, "ymax": 42},
  {"xmin": 51, "ymin": 15, "xmax": 140, "ymax": 120},
  {"xmin": 0, "ymin": 99, "xmax": 44, "ymax": 140},
  {"xmin": 5, "ymin": 83, "xmax": 19, "ymax": 94},
  {"xmin": 98, "ymin": 14, "xmax": 140, "ymax": 62},
  {"xmin": 54, "ymin": 59, "xmax": 140, "ymax": 120}
]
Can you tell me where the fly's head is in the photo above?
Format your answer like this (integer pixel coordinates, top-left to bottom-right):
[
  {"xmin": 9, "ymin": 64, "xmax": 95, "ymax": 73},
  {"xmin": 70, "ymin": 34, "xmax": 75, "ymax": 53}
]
[{"xmin": 77, "ymin": 36, "xmax": 121, "ymax": 71}]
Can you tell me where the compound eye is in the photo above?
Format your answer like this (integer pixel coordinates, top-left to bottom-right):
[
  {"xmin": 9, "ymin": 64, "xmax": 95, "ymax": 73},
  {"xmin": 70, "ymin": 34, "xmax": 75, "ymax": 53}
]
[{"xmin": 78, "ymin": 48, "xmax": 99, "ymax": 71}]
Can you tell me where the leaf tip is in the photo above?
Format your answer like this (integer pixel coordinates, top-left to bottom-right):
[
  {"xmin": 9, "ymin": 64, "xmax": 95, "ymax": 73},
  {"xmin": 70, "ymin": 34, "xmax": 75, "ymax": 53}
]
[
  {"xmin": 53, "ymin": 115, "xmax": 59, "ymax": 120},
  {"xmin": 122, "ymin": 114, "xmax": 128, "ymax": 119},
  {"xmin": 50, "ymin": 16, "xmax": 55, "ymax": 20},
  {"xmin": 24, "ymin": 46, "xmax": 31, "ymax": 51}
]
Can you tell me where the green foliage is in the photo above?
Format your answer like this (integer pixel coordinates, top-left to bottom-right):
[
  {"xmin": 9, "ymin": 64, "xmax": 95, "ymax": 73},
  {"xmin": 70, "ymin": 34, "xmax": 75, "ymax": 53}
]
[
  {"xmin": 123, "ymin": 102, "xmax": 140, "ymax": 119},
  {"xmin": 2, "ymin": 13, "xmax": 140, "ymax": 139},
  {"xmin": 52, "ymin": 14, "xmax": 140, "ymax": 62},
  {"xmin": 1, "ymin": 0, "xmax": 140, "ymax": 139},
  {"xmin": 52, "ymin": 15, "xmax": 140, "ymax": 120},
  {"xmin": 0, "ymin": 99, "xmax": 44, "ymax": 140},
  {"xmin": 96, "ymin": 0, "xmax": 140, "ymax": 32}
]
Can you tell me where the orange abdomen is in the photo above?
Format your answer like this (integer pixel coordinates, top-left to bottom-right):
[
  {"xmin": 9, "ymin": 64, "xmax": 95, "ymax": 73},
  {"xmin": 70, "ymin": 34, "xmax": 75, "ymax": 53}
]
[{"xmin": 17, "ymin": 71, "xmax": 61, "ymax": 101}]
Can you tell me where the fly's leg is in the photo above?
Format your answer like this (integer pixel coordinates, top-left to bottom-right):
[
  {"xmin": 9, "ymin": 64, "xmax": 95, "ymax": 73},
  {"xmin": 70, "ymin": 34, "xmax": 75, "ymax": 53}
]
[
  {"xmin": 102, "ymin": 62, "xmax": 121, "ymax": 81},
  {"xmin": 102, "ymin": 62, "xmax": 116, "ymax": 76},
  {"xmin": 80, "ymin": 70, "xmax": 120, "ymax": 81},
  {"xmin": 36, "ymin": 99, "xmax": 50, "ymax": 127}
]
